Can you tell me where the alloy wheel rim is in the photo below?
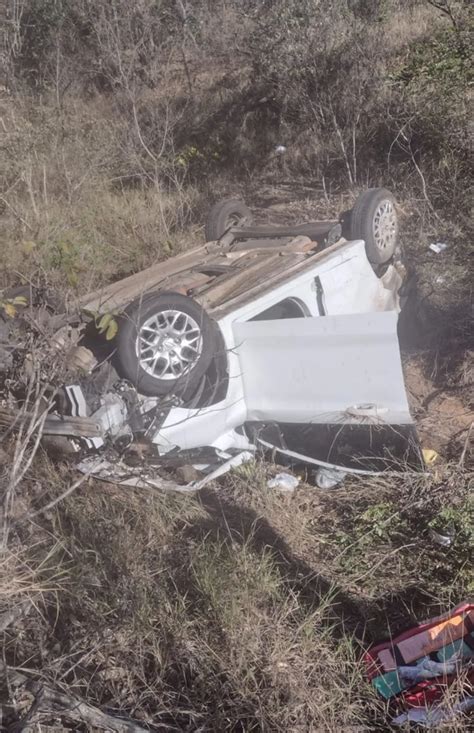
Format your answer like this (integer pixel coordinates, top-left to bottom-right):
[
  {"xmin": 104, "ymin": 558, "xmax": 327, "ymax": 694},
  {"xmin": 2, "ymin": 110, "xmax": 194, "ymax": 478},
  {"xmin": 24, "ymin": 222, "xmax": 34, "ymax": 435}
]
[
  {"xmin": 137, "ymin": 309, "xmax": 203, "ymax": 380},
  {"xmin": 373, "ymin": 200, "xmax": 397, "ymax": 252}
]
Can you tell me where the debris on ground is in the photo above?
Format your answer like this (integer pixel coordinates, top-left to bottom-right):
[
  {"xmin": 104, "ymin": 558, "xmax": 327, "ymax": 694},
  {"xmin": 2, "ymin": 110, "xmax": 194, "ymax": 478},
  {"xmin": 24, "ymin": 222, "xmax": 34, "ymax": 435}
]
[
  {"xmin": 421, "ymin": 448, "xmax": 439, "ymax": 465},
  {"xmin": 365, "ymin": 602, "xmax": 474, "ymax": 726},
  {"xmin": 429, "ymin": 242, "xmax": 448, "ymax": 253},
  {"xmin": 428, "ymin": 526, "xmax": 455, "ymax": 547},
  {"xmin": 392, "ymin": 696, "xmax": 474, "ymax": 727},
  {"xmin": 315, "ymin": 467, "xmax": 347, "ymax": 489},
  {"xmin": 267, "ymin": 472, "xmax": 300, "ymax": 492}
]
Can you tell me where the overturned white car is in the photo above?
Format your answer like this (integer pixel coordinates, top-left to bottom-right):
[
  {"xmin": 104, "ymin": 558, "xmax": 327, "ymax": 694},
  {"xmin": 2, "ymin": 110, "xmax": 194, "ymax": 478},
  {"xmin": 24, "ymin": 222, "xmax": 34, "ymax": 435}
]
[{"xmin": 0, "ymin": 188, "xmax": 422, "ymax": 490}]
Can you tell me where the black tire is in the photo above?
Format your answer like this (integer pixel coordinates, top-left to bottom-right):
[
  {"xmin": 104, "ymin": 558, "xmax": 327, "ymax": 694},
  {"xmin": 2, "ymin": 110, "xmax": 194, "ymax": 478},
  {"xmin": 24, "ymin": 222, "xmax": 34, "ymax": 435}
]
[
  {"xmin": 115, "ymin": 292, "xmax": 219, "ymax": 397},
  {"xmin": 349, "ymin": 188, "xmax": 398, "ymax": 265},
  {"xmin": 205, "ymin": 198, "xmax": 253, "ymax": 241}
]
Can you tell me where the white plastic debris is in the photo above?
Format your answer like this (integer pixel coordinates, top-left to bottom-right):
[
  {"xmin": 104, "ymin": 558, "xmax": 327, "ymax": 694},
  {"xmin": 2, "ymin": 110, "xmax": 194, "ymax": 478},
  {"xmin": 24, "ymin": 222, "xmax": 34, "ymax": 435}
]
[
  {"xmin": 275, "ymin": 145, "xmax": 287, "ymax": 155},
  {"xmin": 267, "ymin": 472, "xmax": 299, "ymax": 492},
  {"xmin": 392, "ymin": 696, "xmax": 474, "ymax": 727},
  {"xmin": 191, "ymin": 451, "xmax": 254, "ymax": 489},
  {"xmin": 399, "ymin": 656, "xmax": 458, "ymax": 683},
  {"xmin": 428, "ymin": 526, "xmax": 455, "ymax": 547},
  {"xmin": 315, "ymin": 467, "xmax": 347, "ymax": 489},
  {"xmin": 429, "ymin": 242, "xmax": 448, "ymax": 254}
]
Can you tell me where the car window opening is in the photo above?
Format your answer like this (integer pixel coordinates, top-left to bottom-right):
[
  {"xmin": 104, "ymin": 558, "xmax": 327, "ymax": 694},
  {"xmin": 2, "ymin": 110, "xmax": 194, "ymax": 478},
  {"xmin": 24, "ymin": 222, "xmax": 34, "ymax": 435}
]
[{"xmin": 250, "ymin": 298, "xmax": 307, "ymax": 321}]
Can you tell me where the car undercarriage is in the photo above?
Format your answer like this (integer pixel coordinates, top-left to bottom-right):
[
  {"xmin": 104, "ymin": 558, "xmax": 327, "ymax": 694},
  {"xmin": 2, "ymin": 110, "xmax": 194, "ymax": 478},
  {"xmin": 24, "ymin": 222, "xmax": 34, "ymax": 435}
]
[{"xmin": 0, "ymin": 188, "xmax": 424, "ymax": 491}]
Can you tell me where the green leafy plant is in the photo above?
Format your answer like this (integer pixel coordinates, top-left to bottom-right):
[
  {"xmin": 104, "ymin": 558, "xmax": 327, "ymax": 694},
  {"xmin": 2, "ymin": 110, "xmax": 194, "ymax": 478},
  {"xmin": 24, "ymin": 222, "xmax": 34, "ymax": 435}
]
[
  {"xmin": 83, "ymin": 309, "xmax": 119, "ymax": 341},
  {"xmin": 357, "ymin": 502, "xmax": 405, "ymax": 539},
  {"xmin": 95, "ymin": 312, "xmax": 119, "ymax": 341},
  {"xmin": 390, "ymin": 28, "xmax": 472, "ymax": 88},
  {"xmin": 46, "ymin": 241, "xmax": 82, "ymax": 287},
  {"xmin": 0, "ymin": 295, "xmax": 28, "ymax": 318}
]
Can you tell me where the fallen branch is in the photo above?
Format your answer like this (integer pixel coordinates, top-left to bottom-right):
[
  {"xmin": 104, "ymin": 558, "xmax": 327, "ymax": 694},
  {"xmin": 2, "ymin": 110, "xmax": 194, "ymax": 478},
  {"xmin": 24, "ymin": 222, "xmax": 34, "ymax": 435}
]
[
  {"xmin": 0, "ymin": 662, "xmax": 151, "ymax": 733},
  {"xmin": 458, "ymin": 421, "xmax": 473, "ymax": 468},
  {"xmin": 0, "ymin": 660, "xmax": 28, "ymax": 689},
  {"xmin": 21, "ymin": 682, "xmax": 151, "ymax": 732},
  {"xmin": 1, "ymin": 604, "xmax": 148, "ymax": 730}
]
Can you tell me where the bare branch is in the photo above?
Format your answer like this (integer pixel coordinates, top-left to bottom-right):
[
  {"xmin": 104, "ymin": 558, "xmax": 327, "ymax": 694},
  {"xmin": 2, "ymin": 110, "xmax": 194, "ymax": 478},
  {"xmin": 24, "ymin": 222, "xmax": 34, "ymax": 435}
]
[
  {"xmin": 426, "ymin": 0, "xmax": 460, "ymax": 30},
  {"xmin": 24, "ymin": 470, "xmax": 94, "ymax": 520},
  {"xmin": 22, "ymin": 682, "xmax": 151, "ymax": 731},
  {"xmin": 1, "ymin": 667, "xmax": 150, "ymax": 732}
]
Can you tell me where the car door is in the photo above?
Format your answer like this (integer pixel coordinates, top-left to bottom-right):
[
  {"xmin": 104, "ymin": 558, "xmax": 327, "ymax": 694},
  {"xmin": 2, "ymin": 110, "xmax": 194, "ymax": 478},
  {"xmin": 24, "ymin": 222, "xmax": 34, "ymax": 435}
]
[{"xmin": 233, "ymin": 311, "xmax": 422, "ymax": 472}]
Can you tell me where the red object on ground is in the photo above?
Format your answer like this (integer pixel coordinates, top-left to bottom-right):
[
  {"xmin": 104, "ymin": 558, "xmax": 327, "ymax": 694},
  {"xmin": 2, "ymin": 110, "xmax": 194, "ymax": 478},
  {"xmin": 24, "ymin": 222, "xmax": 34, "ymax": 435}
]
[{"xmin": 364, "ymin": 602, "xmax": 474, "ymax": 708}]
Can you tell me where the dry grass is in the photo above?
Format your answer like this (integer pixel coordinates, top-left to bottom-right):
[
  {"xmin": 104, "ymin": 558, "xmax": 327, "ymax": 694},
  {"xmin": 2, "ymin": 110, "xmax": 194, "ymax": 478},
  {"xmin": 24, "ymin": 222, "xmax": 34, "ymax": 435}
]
[
  {"xmin": 0, "ymin": 1, "xmax": 473, "ymax": 728},
  {"xmin": 0, "ymin": 466, "xmax": 378, "ymax": 730},
  {"xmin": 0, "ymin": 453, "xmax": 471, "ymax": 729},
  {"xmin": 0, "ymin": 97, "xmax": 202, "ymax": 292},
  {"xmin": 1, "ymin": 186, "xmax": 201, "ymax": 291},
  {"xmin": 1, "ymin": 169, "xmax": 472, "ymax": 732}
]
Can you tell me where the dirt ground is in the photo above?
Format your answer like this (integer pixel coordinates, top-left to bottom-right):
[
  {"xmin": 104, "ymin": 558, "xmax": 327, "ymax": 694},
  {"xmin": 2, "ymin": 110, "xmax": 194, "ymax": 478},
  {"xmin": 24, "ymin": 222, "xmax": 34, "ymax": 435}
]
[{"xmin": 403, "ymin": 354, "xmax": 473, "ymax": 460}]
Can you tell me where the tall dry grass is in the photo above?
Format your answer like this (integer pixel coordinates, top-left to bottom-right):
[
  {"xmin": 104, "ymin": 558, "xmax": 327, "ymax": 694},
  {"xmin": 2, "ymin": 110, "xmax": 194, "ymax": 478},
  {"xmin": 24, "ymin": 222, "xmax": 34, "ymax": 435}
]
[
  {"xmin": 1, "ymin": 97, "xmax": 201, "ymax": 293},
  {"xmin": 1, "ymin": 455, "xmax": 472, "ymax": 729},
  {"xmin": 0, "ymin": 1, "xmax": 472, "ymax": 729}
]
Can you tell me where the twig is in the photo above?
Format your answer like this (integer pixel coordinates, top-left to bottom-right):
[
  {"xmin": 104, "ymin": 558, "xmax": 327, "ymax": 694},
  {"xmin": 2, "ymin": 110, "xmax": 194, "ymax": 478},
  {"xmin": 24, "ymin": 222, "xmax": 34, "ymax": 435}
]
[
  {"xmin": 408, "ymin": 143, "xmax": 441, "ymax": 222},
  {"xmin": 25, "ymin": 470, "xmax": 95, "ymax": 520},
  {"xmin": 23, "ymin": 164, "xmax": 39, "ymax": 220},
  {"xmin": 132, "ymin": 100, "xmax": 157, "ymax": 164},
  {"xmin": 0, "ymin": 599, "xmax": 32, "ymax": 632},
  {"xmin": 0, "ymin": 195, "xmax": 34, "ymax": 231},
  {"xmin": 349, "ymin": 543, "xmax": 417, "ymax": 584},
  {"xmin": 4, "ymin": 672, "xmax": 151, "ymax": 732},
  {"xmin": 2, "ymin": 370, "xmax": 54, "ymax": 548},
  {"xmin": 26, "ymin": 682, "xmax": 150, "ymax": 732},
  {"xmin": 458, "ymin": 421, "xmax": 473, "ymax": 468},
  {"xmin": 330, "ymin": 104, "xmax": 354, "ymax": 186},
  {"xmin": 427, "ymin": 0, "xmax": 460, "ymax": 31},
  {"xmin": 0, "ymin": 660, "xmax": 28, "ymax": 690}
]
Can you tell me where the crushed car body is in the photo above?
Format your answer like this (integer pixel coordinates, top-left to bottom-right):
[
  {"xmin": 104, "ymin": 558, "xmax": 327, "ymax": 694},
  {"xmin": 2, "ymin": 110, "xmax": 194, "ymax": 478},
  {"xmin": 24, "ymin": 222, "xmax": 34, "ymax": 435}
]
[{"xmin": 0, "ymin": 188, "xmax": 423, "ymax": 490}]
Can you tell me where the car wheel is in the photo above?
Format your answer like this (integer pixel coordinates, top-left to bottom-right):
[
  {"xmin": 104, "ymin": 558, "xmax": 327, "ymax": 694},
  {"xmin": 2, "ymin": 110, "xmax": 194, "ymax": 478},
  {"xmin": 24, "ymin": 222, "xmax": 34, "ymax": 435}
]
[
  {"xmin": 205, "ymin": 198, "xmax": 253, "ymax": 241},
  {"xmin": 115, "ymin": 292, "xmax": 219, "ymax": 397},
  {"xmin": 349, "ymin": 188, "xmax": 398, "ymax": 265}
]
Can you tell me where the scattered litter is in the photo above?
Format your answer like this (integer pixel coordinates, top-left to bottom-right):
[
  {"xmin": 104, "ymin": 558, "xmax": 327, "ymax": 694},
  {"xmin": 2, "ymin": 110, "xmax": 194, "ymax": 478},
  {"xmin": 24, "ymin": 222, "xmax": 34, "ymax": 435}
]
[
  {"xmin": 428, "ymin": 525, "xmax": 455, "ymax": 547},
  {"xmin": 267, "ymin": 472, "xmax": 299, "ymax": 492},
  {"xmin": 392, "ymin": 696, "xmax": 474, "ymax": 727},
  {"xmin": 429, "ymin": 242, "xmax": 448, "ymax": 254},
  {"xmin": 175, "ymin": 465, "xmax": 201, "ymax": 484},
  {"xmin": 428, "ymin": 509, "xmax": 456, "ymax": 547},
  {"xmin": 365, "ymin": 602, "xmax": 474, "ymax": 726},
  {"xmin": 315, "ymin": 467, "xmax": 347, "ymax": 489},
  {"xmin": 190, "ymin": 451, "xmax": 254, "ymax": 489},
  {"xmin": 422, "ymin": 448, "xmax": 439, "ymax": 466},
  {"xmin": 398, "ymin": 655, "xmax": 458, "ymax": 683},
  {"xmin": 435, "ymin": 275, "xmax": 445, "ymax": 284},
  {"xmin": 275, "ymin": 145, "xmax": 287, "ymax": 155},
  {"xmin": 78, "ymin": 451, "xmax": 254, "ymax": 493}
]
